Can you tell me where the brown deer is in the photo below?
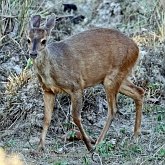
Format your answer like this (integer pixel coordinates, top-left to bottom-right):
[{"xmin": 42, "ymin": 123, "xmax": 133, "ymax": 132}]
[{"xmin": 27, "ymin": 14, "xmax": 144, "ymax": 151}]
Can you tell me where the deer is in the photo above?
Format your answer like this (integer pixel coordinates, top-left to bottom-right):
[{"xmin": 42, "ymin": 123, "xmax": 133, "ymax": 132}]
[{"xmin": 27, "ymin": 14, "xmax": 144, "ymax": 151}]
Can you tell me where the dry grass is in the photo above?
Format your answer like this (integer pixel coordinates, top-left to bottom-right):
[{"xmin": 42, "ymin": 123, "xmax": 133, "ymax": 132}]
[
  {"xmin": 132, "ymin": 32, "xmax": 160, "ymax": 46},
  {"xmin": 6, "ymin": 68, "xmax": 31, "ymax": 94}
]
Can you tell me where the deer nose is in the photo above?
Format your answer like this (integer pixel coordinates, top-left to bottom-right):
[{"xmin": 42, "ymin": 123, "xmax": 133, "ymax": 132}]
[{"xmin": 29, "ymin": 51, "xmax": 38, "ymax": 59}]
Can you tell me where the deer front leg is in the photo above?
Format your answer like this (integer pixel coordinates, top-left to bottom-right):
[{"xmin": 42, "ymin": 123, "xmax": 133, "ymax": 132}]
[
  {"xmin": 70, "ymin": 90, "xmax": 93, "ymax": 151},
  {"xmin": 38, "ymin": 91, "xmax": 56, "ymax": 151}
]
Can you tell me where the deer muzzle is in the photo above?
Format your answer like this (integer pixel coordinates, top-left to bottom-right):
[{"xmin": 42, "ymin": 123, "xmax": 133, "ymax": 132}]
[
  {"xmin": 29, "ymin": 50, "xmax": 38, "ymax": 59},
  {"xmin": 30, "ymin": 39, "xmax": 38, "ymax": 59}
]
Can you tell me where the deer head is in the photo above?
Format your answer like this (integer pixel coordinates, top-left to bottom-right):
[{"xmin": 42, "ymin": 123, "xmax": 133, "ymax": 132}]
[{"xmin": 27, "ymin": 14, "xmax": 55, "ymax": 59}]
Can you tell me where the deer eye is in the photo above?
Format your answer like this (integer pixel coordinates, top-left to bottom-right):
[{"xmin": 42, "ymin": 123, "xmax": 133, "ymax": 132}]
[
  {"xmin": 41, "ymin": 39, "xmax": 46, "ymax": 45},
  {"xmin": 27, "ymin": 39, "xmax": 31, "ymax": 44}
]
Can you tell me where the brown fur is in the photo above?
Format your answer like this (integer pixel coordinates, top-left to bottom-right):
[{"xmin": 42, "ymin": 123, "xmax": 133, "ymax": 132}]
[{"xmin": 27, "ymin": 14, "xmax": 144, "ymax": 151}]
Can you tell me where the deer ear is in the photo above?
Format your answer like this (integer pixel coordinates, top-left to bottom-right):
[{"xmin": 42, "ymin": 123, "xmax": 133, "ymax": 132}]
[
  {"xmin": 45, "ymin": 13, "xmax": 55, "ymax": 35},
  {"xmin": 30, "ymin": 15, "xmax": 41, "ymax": 28}
]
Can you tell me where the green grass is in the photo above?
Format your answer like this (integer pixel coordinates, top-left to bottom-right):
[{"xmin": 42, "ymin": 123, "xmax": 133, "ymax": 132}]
[
  {"xmin": 53, "ymin": 160, "xmax": 68, "ymax": 165},
  {"xmin": 96, "ymin": 140, "xmax": 115, "ymax": 157}
]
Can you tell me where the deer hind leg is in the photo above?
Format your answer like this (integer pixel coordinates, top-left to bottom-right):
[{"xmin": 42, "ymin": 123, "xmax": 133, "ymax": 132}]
[
  {"xmin": 70, "ymin": 90, "xmax": 93, "ymax": 151},
  {"xmin": 38, "ymin": 91, "xmax": 56, "ymax": 151},
  {"xmin": 120, "ymin": 79, "xmax": 144, "ymax": 137},
  {"xmin": 96, "ymin": 71, "xmax": 125, "ymax": 145}
]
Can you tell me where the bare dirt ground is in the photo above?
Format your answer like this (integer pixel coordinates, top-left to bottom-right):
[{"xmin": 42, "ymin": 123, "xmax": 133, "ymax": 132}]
[{"xmin": 0, "ymin": 0, "xmax": 165, "ymax": 165}]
